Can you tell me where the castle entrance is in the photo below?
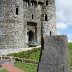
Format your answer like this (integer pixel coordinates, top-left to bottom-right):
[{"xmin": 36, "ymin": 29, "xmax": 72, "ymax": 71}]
[
  {"xmin": 27, "ymin": 30, "xmax": 34, "ymax": 42},
  {"xmin": 27, "ymin": 22, "xmax": 37, "ymax": 47}
]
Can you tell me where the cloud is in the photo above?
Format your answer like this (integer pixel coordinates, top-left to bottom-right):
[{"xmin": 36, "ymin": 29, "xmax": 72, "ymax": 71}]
[
  {"xmin": 67, "ymin": 34, "xmax": 72, "ymax": 42},
  {"xmin": 56, "ymin": 11, "xmax": 65, "ymax": 21},
  {"xmin": 68, "ymin": 39, "xmax": 72, "ymax": 42},
  {"xmin": 56, "ymin": 0, "xmax": 72, "ymax": 9},
  {"xmin": 56, "ymin": 0, "xmax": 72, "ymax": 42},
  {"xmin": 57, "ymin": 22, "xmax": 68, "ymax": 30},
  {"xmin": 57, "ymin": 31, "xmax": 61, "ymax": 35},
  {"xmin": 56, "ymin": 0, "xmax": 72, "ymax": 26}
]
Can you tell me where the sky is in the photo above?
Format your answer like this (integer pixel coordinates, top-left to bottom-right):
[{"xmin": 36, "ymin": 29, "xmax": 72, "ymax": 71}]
[{"xmin": 55, "ymin": 0, "xmax": 72, "ymax": 42}]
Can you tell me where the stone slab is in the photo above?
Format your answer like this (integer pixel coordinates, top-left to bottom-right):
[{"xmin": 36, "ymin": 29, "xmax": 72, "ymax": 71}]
[{"xmin": 38, "ymin": 35, "xmax": 70, "ymax": 72}]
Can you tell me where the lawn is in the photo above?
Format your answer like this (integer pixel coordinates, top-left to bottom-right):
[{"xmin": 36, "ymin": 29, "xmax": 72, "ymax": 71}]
[
  {"xmin": 0, "ymin": 68, "xmax": 8, "ymax": 72},
  {"xmin": 14, "ymin": 61, "xmax": 38, "ymax": 72},
  {"xmin": 68, "ymin": 43, "xmax": 72, "ymax": 67}
]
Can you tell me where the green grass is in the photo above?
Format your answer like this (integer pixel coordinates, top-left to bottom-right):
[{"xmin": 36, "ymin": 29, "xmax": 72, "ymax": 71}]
[
  {"xmin": 8, "ymin": 48, "xmax": 40, "ymax": 61},
  {"xmin": 0, "ymin": 68, "xmax": 8, "ymax": 72},
  {"xmin": 68, "ymin": 42, "xmax": 72, "ymax": 67},
  {"xmin": 14, "ymin": 61, "xmax": 38, "ymax": 72},
  {"xmin": 28, "ymin": 50, "xmax": 40, "ymax": 61}
]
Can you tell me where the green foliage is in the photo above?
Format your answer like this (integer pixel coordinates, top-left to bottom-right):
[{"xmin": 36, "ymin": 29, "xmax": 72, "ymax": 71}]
[
  {"xmin": 0, "ymin": 68, "xmax": 8, "ymax": 72},
  {"xmin": 14, "ymin": 61, "xmax": 37, "ymax": 72},
  {"xmin": 29, "ymin": 50, "xmax": 40, "ymax": 61},
  {"xmin": 68, "ymin": 42, "xmax": 72, "ymax": 67},
  {"xmin": 8, "ymin": 48, "xmax": 40, "ymax": 61}
]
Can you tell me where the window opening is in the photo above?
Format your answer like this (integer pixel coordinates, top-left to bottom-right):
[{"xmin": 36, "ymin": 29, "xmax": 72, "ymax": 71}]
[
  {"xmin": 46, "ymin": 0, "xmax": 48, "ymax": 6},
  {"xmin": 16, "ymin": 7, "xmax": 19, "ymax": 15},
  {"xmin": 45, "ymin": 14, "xmax": 47, "ymax": 21},
  {"xmin": 50, "ymin": 31, "xmax": 52, "ymax": 35},
  {"xmin": 32, "ymin": 14, "xmax": 34, "ymax": 19}
]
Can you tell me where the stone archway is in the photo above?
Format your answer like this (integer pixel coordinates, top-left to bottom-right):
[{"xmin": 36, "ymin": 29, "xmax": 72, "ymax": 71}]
[
  {"xmin": 27, "ymin": 22, "xmax": 37, "ymax": 47},
  {"xmin": 27, "ymin": 30, "xmax": 35, "ymax": 47}
]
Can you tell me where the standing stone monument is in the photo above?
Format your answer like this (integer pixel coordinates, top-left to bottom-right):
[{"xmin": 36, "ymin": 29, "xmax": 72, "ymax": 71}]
[{"xmin": 37, "ymin": 35, "xmax": 70, "ymax": 72}]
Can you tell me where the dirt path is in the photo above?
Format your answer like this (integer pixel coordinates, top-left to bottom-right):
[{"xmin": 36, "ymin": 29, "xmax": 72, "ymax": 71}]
[{"xmin": 2, "ymin": 63, "xmax": 24, "ymax": 72}]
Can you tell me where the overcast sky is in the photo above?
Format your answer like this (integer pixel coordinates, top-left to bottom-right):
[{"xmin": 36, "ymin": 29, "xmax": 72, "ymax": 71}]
[{"xmin": 55, "ymin": 0, "xmax": 72, "ymax": 42}]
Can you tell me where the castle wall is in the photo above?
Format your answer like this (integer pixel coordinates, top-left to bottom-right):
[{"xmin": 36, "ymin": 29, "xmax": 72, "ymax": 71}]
[
  {"xmin": 0, "ymin": 0, "xmax": 24, "ymax": 49},
  {"xmin": 0, "ymin": 0, "xmax": 56, "ymax": 49},
  {"xmin": 42, "ymin": 0, "xmax": 56, "ymax": 36},
  {"xmin": 23, "ymin": 1, "xmax": 42, "ymax": 47}
]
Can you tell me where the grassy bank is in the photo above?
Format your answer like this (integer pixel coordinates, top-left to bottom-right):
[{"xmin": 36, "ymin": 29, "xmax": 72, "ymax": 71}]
[
  {"xmin": 0, "ymin": 68, "xmax": 8, "ymax": 72},
  {"xmin": 7, "ymin": 43, "xmax": 72, "ymax": 72},
  {"xmin": 15, "ymin": 61, "xmax": 37, "ymax": 72},
  {"xmin": 8, "ymin": 48, "xmax": 40, "ymax": 61},
  {"xmin": 68, "ymin": 43, "xmax": 72, "ymax": 67}
]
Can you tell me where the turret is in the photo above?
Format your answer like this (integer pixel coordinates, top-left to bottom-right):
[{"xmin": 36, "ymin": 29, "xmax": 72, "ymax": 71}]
[{"xmin": 42, "ymin": 0, "xmax": 56, "ymax": 36}]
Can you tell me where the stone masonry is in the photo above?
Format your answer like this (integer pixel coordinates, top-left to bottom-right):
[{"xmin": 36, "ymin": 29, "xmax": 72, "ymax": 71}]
[
  {"xmin": 0, "ymin": 0, "xmax": 56, "ymax": 50},
  {"xmin": 0, "ymin": 0, "xmax": 70, "ymax": 72},
  {"xmin": 38, "ymin": 35, "xmax": 70, "ymax": 72}
]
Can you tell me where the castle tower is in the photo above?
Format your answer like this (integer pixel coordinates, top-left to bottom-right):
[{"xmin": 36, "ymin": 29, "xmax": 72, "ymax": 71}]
[
  {"xmin": 42, "ymin": 0, "xmax": 56, "ymax": 36},
  {"xmin": 0, "ymin": 0, "xmax": 24, "ymax": 49},
  {"xmin": 0, "ymin": 0, "xmax": 56, "ymax": 50},
  {"xmin": 23, "ymin": 0, "xmax": 44, "ymax": 47}
]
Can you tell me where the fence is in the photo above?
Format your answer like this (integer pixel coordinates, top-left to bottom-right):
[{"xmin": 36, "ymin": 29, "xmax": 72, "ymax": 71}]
[{"xmin": 0, "ymin": 56, "xmax": 38, "ymax": 64}]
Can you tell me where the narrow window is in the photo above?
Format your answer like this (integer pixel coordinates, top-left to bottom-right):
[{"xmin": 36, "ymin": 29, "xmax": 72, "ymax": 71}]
[
  {"xmin": 50, "ymin": 31, "xmax": 52, "ymax": 35},
  {"xmin": 45, "ymin": 14, "xmax": 47, "ymax": 21},
  {"xmin": 46, "ymin": 0, "xmax": 48, "ymax": 6},
  {"xmin": 32, "ymin": 14, "xmax": 34, "ymax": 19},
  {"xmin": 16, "ymin": 7, "xmax": 19, "ymax": 15}
]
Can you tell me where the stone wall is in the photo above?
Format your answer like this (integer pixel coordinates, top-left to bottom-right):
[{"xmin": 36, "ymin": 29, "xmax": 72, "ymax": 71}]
[
  {"xmin": 38, "ymin": 35, "xmax": 70, "ymax": 72},
  {"xmin": 0, "ymin": 0, "xmax": 56, "ymax": 49},
  {"xmin": 0, "ymin": 0, "xmax": 24, "ymax": 49},
  {"xmin": 23, "ymin": 0, "xmax": 42, "ymax": 47},
  {"xmin": 42, "ymin": 0, "xmax": 56, "ymax": 36}
]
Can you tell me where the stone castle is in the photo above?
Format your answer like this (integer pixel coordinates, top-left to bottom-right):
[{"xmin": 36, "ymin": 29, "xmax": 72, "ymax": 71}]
[{"xmin": 0, "ymin": 0, "xmax": 56, "ymax": 49}]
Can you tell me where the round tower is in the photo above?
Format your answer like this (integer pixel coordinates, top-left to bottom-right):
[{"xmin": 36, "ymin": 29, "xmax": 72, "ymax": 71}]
[
  {"xmin": 0, "ymin": 0, "xmax": 24, "ymax": 49},
  {"xmin": 42, "ymin": 0, "xmax": 56, "ymax": 36}
]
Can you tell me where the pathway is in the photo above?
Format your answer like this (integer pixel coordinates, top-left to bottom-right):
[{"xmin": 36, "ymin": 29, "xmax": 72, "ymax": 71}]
[{"xmin": 2, "ymin": 63, "xmax": 24, "ymax": 72}]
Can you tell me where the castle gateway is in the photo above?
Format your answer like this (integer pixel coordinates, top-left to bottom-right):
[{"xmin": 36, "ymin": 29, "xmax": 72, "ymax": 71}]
[{"xmin": 0, "ymin": 0, "xmax": 56, "ymax": 49}]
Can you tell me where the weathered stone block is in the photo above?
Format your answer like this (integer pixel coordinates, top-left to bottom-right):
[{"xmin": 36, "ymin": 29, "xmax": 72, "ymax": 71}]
[{"xmin": 38, "ymin": 35, "xmax": 70, "ymax": 72}]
